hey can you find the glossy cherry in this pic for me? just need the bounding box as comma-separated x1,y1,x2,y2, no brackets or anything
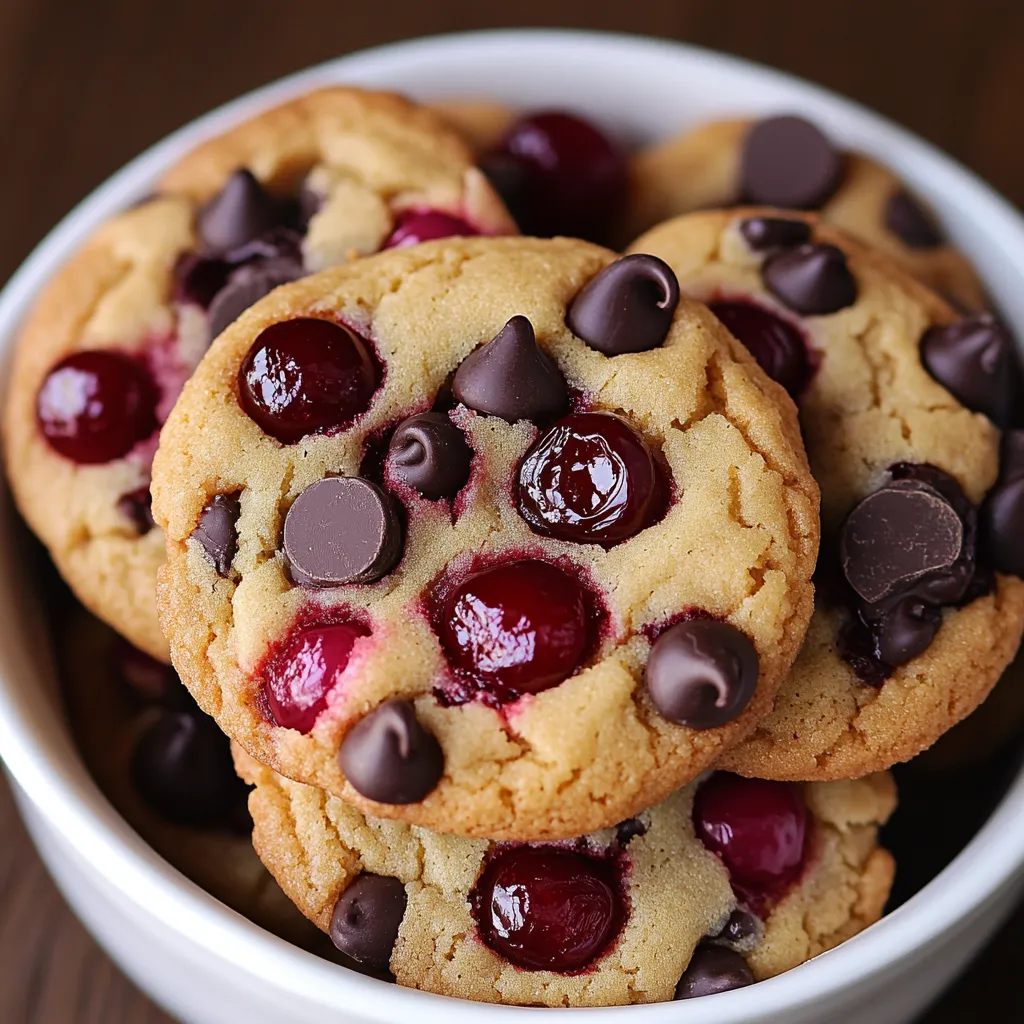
487,111,627,241
263,621,369,733
693,773,808,911
517,412,663,545
37,351,159,464
383,210,480,249
708,300,815,398
436,560,591,699
472,846,622,972
238,318,379,444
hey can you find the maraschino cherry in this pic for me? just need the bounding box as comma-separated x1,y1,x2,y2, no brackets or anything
383,210,479,248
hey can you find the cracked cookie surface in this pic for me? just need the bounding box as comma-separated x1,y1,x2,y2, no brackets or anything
629,209,1024,780
152,235,818,839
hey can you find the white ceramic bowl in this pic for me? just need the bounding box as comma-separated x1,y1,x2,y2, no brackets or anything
2,29,1024,1024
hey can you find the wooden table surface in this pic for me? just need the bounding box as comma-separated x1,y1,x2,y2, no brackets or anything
3,0,1024,1019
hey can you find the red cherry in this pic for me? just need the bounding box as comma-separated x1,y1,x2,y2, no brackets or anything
693,773,808,911
263,621,369,733
436,560,591,699
472,846,622,972
487,111,627,242
238,318,379,444
517,412,664,545
383,210,480,249
37,351,159,464
709,300,815,398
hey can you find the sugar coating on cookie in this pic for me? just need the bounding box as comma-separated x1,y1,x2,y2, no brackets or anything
152,235,819,840
622,116,986,312
3,87,514,660
236,748,895,1007
628,209,1024,780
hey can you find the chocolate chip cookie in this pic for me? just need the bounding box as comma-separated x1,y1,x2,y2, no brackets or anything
237,748,895,1006
3,86,514,660
623,116,986,312
151,235,819,839
628,209,1024,780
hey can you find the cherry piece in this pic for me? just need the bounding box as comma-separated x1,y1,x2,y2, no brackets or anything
383,210,480,249
709,300,814,398
238,318,379,444
263,621,369,733
517,412,663,545
693,773,808,911
486,111,627,242
436,560,591,699
37,351,159,464
472,846,622,972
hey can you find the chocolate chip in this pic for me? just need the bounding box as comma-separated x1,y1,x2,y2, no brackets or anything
130,706,250,829
221,226,304,267
452,316,568,423
339,699,444,804
297,180,324,228
718,909,760,946
284,477,402,588
174,253,231,309
885,190,944,249
740,116,843,209
739,216,812,253
982,430,1024,577
675,945,754,1000
762,243,857,316
207,258,304,342
118,486,155,534
113,637,182,707
644,619,759,729
192,493,241,576
387,412,472,500
872,596,943,665
920,315,1021,427
566,254,680,355
329,874,407,972
840,480,965,605
196,169,285,256
615,817,649,847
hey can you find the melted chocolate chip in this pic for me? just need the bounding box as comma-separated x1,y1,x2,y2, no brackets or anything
387,412,472,500
920,315,1021,428
644,619,759,729
982,430,1024,577
329,874,407,972
885,190,944,249
339,699,444,804
738,216,812,253
284,477,402,588
675,945,755,1000
717,909,760,946
762,243,857,315
566,254,680,355
615,817,649,846
191,493,241,576
452,316,568,423
118,486,155,534
196,169,286,256
207,258,304,342
740,116,843,210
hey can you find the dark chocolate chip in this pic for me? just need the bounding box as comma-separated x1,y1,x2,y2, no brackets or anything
130,707,250,829
387,412,472,501
222,226,304,267
452,316,568,423
339,699,444,804
885,190,944,249
675,945,754,1000
840,480,965,605
174,253,231,309
740,115,843,209
615,816,649,847
192,493,241,576
207,258,304,342
762,243,857,315
920,315,1021,427
196,169,285,256
872,596,943,666
118,486,155,534
718,909,760,946
566,254,680,355
982,430,1024,577
644,619,759,729
284,477,403,587
739,217,812,253
329,874,407,972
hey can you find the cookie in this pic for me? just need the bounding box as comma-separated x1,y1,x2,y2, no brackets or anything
628,209,1024,780
428,99,516,156
236,748,895,1006
151,235,819,839
3,86,515,660
623,116,986,312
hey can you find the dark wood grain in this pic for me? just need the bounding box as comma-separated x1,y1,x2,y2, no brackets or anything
2,0,1024,1020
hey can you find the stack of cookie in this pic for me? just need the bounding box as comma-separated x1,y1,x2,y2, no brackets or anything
7,89,1024,1008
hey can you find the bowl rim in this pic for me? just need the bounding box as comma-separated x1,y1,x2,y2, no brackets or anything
3,27,1024,1021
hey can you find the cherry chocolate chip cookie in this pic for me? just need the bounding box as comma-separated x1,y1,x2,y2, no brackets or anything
3,86,514,660
152,236,819,839
628,209,1024,780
